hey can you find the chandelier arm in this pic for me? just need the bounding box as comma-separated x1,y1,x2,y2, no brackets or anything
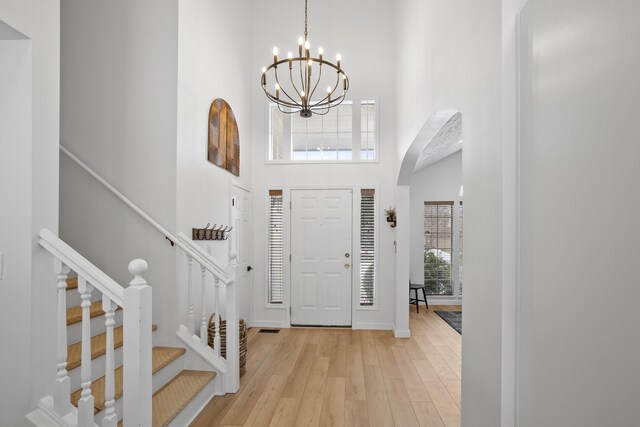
298,57,306,103
311,88,347,112
263,88,301,109
277,104,299,115
310,71,341,108
308,63,323,103
288,66,303,105
273,68,302,107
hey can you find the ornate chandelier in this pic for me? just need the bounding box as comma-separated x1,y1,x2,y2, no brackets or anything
260,0,349,118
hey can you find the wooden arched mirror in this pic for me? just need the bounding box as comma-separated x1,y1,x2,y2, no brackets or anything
208,98,240,176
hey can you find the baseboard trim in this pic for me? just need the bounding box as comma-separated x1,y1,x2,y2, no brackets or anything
352,322,392,331
392,327,411,338
249,320,290,329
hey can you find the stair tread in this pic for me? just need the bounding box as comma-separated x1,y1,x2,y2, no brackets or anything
70,346,186,413
66,300,121,326
117,370,216,427
66,277,78,290
67,324,158,371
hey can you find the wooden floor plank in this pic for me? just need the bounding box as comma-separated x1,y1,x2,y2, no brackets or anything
319,377,346,427
294,356,330,427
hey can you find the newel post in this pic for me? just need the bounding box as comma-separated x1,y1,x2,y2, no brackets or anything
123,259,152,427
226,208,240,392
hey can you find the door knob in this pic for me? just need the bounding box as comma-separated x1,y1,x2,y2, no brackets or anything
345,253,350,258
345,263,351,269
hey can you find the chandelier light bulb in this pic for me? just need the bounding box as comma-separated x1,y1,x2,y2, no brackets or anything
262,66,266,73
275,83,280,90
300,90,305,97
288,52,293,59
327,86,332,93
304,40,310,50
298,36,304,45
336,53,342,61
273,46,279,55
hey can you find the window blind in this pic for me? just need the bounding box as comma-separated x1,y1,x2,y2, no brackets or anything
268,190,284,304
424,201,454,296
458,201,463,296
360,189,375,305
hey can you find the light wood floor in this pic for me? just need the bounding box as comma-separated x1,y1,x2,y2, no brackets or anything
192,305,462,427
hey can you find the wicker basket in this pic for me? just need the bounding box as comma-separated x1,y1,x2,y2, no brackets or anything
208,314,247,376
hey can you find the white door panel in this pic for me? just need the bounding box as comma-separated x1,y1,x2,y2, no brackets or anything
291,189,352,326
232,186,251,322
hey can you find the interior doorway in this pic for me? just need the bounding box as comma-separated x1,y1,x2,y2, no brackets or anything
290,189,353,326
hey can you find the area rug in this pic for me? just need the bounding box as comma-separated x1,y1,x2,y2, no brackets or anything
434,310,462,335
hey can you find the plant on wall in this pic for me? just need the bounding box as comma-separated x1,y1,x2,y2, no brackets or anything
384,206,396,228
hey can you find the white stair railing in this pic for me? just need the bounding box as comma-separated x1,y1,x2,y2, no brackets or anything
60,144,239,394
38,228,152,426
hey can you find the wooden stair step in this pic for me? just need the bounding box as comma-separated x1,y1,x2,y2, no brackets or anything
67,324,158,371
117,370,216,427
66,300,122,326
66,277,78,290
70,346,186,414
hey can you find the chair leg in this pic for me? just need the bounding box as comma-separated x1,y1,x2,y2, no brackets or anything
415,289,419,313
422,288,429,310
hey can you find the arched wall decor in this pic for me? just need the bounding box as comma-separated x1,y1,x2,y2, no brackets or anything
208,98,240,176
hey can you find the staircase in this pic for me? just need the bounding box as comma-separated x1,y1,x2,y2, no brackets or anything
62,277,216,426
27,147,240,426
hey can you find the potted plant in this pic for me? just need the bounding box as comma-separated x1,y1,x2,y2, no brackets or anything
384,207,397,228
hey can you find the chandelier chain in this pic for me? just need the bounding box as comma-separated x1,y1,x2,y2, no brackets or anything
304,0,308,39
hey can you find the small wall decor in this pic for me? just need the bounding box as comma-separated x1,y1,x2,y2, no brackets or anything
208,98,240,176
384,206,397,228
192,223,233,241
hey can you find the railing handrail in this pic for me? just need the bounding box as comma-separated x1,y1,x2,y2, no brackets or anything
38,228,125,306
177,232,228,278
60,144,232,285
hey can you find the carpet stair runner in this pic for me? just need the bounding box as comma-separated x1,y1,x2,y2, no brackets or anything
64,277,217,426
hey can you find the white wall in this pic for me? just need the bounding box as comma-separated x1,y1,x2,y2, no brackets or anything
515,1,640,425
0,1,59,424
410,150,463,302
60,0,179,344
177,0,253,323
395,0,503,425
249,0,397,330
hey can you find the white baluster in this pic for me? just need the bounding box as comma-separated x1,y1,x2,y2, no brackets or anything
214,277,221,357
102,296,117,427
200,265,208,346
123,259,152,427
77,277,95,425
53,259,72,416
187,254,194,335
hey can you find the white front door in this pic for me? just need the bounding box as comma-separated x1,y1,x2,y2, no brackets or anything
290,189,352,326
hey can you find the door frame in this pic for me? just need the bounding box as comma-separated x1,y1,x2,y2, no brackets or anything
262,184,380,328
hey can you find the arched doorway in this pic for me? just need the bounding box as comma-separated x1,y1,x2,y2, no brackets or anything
394,109,463,336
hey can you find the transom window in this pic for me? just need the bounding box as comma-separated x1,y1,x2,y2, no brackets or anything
269,100,377,162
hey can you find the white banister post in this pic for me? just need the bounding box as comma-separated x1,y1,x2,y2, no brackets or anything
187,254,194,335
200,265,208,346
225,265,239,393
77,277,95,425
53,259,72,416
213,278,221,356
123,259,152,427
102,295,117,427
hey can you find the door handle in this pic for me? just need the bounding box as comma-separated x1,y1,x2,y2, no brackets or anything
344,263,351,269
345,253,350,258
247,265,253,272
